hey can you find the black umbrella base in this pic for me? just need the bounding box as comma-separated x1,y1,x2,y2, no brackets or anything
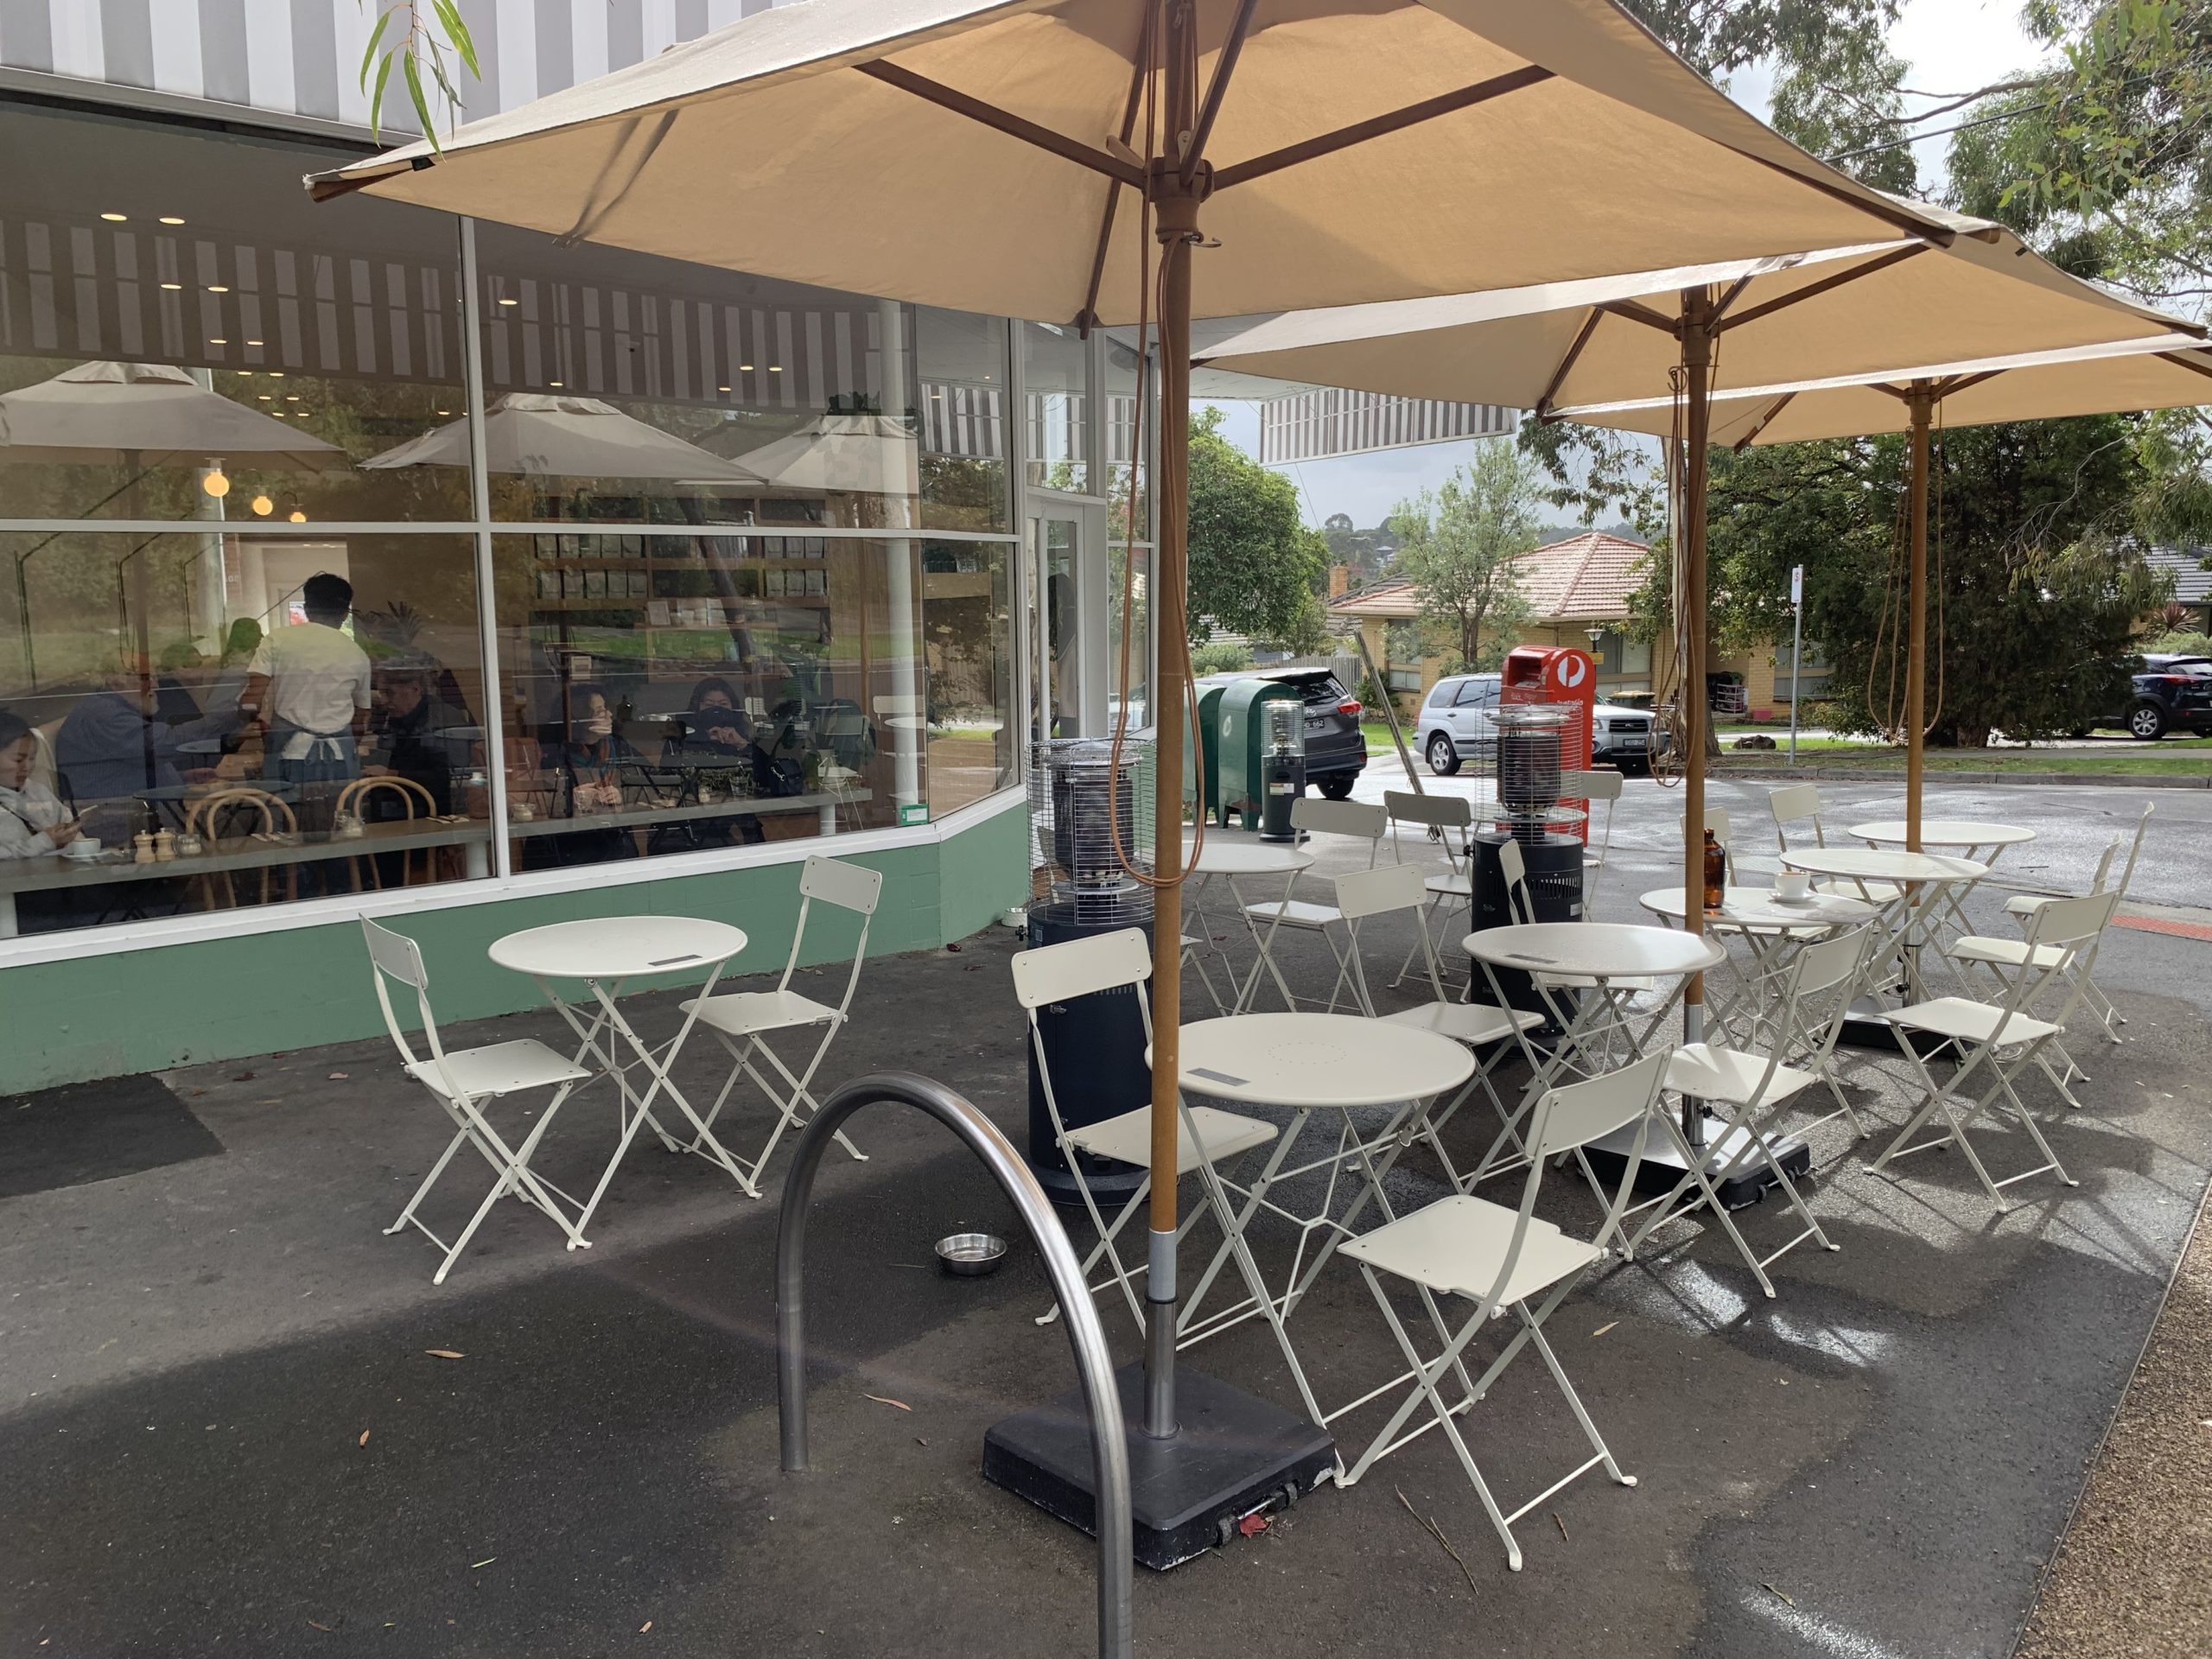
1582,1119,1811,1211
982,1361,1337,1571
1839,994,1950,1057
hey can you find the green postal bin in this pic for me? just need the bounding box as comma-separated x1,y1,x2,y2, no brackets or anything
1215,678,1306,830
1182,683,1225,824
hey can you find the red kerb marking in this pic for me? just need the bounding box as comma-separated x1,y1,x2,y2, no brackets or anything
2113,915,2212,942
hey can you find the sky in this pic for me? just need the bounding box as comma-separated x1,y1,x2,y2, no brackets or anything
1201,0,2055,531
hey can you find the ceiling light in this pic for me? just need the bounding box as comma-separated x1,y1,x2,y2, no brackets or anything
100,212,127,222
251,495,272,517
767,365,783,373
498,296,518,307
269,410,285,417
718,385,731,393
159,216,185,226
200,468,230,499
235,371,251,378
739,364,753,372
209,337,228,346
436,409,450,416
549,379,563,388
289,510,306,523
160,282,181,290
268,372,283,378
246,339,264,346
207,284,229,294
285,394,299,402
258,394,271,401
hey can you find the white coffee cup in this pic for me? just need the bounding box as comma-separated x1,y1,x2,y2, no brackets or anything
1775,870,1812,901
62,836,102,861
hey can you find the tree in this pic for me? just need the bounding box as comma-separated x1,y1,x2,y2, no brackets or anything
1185,407,1328,645
1388,443,1541,672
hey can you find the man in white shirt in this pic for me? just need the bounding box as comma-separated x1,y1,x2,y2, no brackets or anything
241,572,373,795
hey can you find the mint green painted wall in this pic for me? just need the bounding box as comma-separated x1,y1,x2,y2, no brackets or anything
3,806,1028,1091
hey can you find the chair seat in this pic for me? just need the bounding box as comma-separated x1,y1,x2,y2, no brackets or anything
1243,899,1343,930
1664,1042,1819,1109
1885,995,2059,1047
1066,1103,1279,1175
1339,1194,1599,1307
406,1039,591,1101
1816,878,1902,904
1381,1001,1541,1046
1425,872,1473,899
682,987,841,1036
1949,935,2069,970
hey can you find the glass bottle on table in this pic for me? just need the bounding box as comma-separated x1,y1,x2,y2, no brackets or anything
1702,829,1726,912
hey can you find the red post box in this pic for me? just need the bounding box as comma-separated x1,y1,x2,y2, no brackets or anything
1501,646,1596,842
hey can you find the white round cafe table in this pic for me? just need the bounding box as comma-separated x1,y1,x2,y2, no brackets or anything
1638,885,1875,932
489,916,751,1235
1163,1013,1476,1423
1180,836,1315,1016
1464,920,1726,982
1781,845,1986,1000
1849,819,2035,855
1778,846,1987,887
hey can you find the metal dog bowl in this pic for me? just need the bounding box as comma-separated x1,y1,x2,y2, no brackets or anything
936,1232,1008,1277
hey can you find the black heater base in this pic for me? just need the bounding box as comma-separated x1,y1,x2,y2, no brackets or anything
982,1362,1337,1571
1839,994,1950,1057
1582,1118,1811,1211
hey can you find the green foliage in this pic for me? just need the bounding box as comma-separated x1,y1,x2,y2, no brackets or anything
1190,639,1255,676
2152,629,2212,654
1637,416,2166,743
1186,408,1327,646
1387,442,1541,672
1255,586,1332,658
359,1,481,147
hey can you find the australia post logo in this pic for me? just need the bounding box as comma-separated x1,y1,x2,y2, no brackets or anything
1552,651,1592,692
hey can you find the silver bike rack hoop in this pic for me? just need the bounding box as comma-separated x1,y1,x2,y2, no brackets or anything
776,1071,1134,1658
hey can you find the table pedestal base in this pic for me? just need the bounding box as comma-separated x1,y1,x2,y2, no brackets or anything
1584,1118,1811,1211
982,1361,1336,1571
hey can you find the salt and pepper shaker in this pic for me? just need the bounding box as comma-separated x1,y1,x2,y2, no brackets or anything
154,829,175,861
132,831,156,865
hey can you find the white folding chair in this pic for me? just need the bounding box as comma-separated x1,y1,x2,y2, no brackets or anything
1332,862,1544,1193
680,855,882,1196
1627,926,1873,1298
2002,801,2149,1044
1330,1050,1670,1570
1238,795,1386,1013
1561,767,1624,917
1013,927,1280,1337
1770,783,1901,903
1868,891,2118,1211
361,918,593,1284
1383,789,1475,989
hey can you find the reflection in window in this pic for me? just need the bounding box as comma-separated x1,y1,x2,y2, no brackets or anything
923,540,1014,812
0,102,467,526
493,532,931,868
0,531,486,935
1021,321,1090,494
1105,337,1152,539
1109,543,1150,733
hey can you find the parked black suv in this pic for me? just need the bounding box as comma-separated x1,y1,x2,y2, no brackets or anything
1204,667,1369,798
2095,652,2212,740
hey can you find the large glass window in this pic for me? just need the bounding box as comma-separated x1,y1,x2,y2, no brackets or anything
923,539,1014,813
0,104,467,526
0,530,486,936
1021,321,1090,494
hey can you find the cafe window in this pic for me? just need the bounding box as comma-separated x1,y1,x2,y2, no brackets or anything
1021,321,1090,494
0,103,469,527
0,529,486,937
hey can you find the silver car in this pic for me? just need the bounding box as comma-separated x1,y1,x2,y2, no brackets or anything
1418,673,1665,774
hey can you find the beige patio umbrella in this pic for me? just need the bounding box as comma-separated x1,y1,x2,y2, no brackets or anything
1199,215,2199,1027
364,390,766,483
308,1,1966,1532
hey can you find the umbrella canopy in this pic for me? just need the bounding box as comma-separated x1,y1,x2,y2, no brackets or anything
311,0,1959,324
0,360,347,470
725,410,919,495
1551,332,2212,445
363,391,766,483
1193,204,2197,412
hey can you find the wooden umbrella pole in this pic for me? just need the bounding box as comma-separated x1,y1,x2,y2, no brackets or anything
1141,0,1202,1440
1679,289,1713,1056
1905,383,1933,852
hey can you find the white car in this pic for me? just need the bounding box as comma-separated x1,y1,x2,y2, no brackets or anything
1417,671,1665,775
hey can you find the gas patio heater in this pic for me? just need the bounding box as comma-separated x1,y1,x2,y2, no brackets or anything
312,0,1961,1589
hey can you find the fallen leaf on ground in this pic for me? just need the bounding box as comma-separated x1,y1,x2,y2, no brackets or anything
861,1393,912,1412
358,1429,370,1446
308,1619,334,1632
916,1437,928,1446
1762,1583,1796,1606
470,1557,496,1569
328,1071,350,1080
1591,1321,1618,1338
1237,1513,1269,1538
639,1621,653,1633
1553,1512,1569,1541
232,1071,256,1082
424,1350,464,1360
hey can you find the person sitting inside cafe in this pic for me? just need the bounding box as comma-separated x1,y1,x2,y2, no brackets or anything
241,573,373,817
0,711,79,859
677,677,753,760
523,683,640,869
365,660,474,816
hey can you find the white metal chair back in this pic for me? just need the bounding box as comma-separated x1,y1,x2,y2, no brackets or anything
1492,1052,1668,1300
2115,802,2153,897
1011,925,1154,1014
1679,804,1732,848
360,918,467,1118
1561,767,1623,863
1736,924,1873,1100
1495,836,1536,926
1383,789,1471,862
1291,794,1386,867
1767,783,1824,852
1332,862,1431,1015
779,855,883,1015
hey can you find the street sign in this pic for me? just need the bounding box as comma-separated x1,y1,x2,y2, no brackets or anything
1789,564,1803,607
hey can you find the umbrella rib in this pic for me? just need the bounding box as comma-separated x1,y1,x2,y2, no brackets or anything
1184,0,1262,180
1714,147,1955,245
1715,244,1929,334
1077,3,1160,334
853,60,1141,185
1730,391,1795,450
1209,64,1554,191
1599,297,1679,335
556,111,678,247
1533,307,1605,417
2158,351,2212,384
